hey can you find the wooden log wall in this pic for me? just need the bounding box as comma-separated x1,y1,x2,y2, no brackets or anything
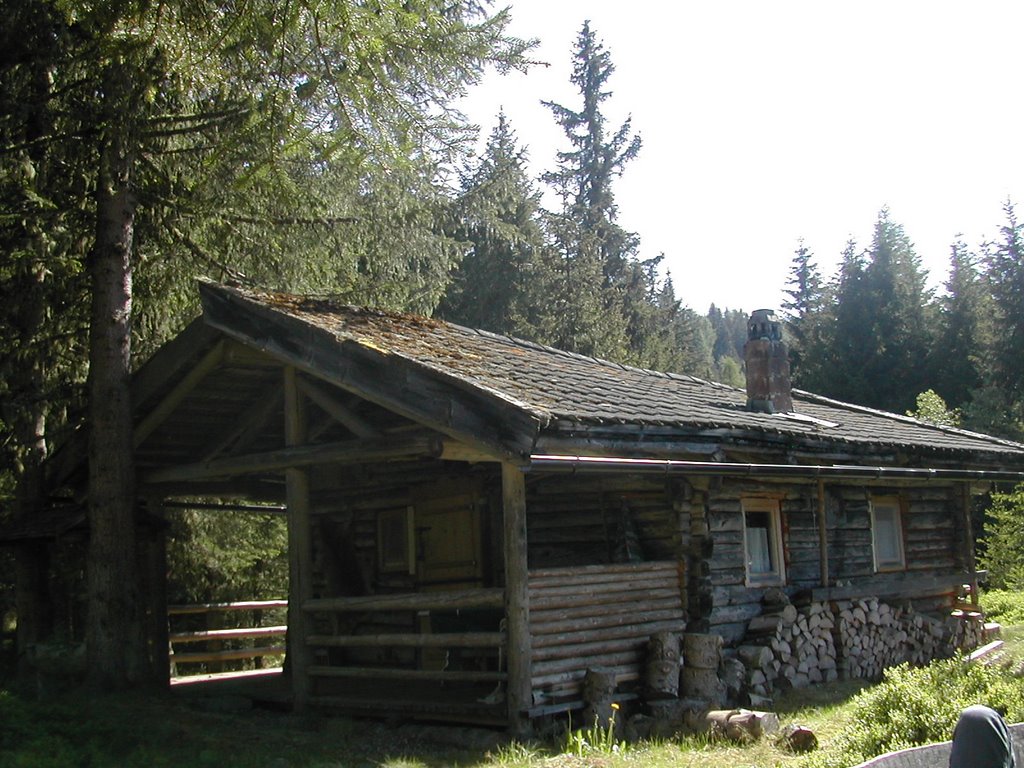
525,474,682,569
527,561,685,707
701,480,966,644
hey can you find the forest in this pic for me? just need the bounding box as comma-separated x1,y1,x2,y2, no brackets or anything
2,1,1024,691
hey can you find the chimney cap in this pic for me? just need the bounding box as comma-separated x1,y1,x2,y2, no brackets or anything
747,309,783,342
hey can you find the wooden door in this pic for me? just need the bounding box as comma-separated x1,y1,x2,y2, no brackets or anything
414,489,483,589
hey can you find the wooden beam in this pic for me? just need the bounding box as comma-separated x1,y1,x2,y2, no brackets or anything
306,632,504,648
201,382,282,462
284,366,314,711
962,482,979,605
142,434,442,484
502,461,532,737
440,440,501,463
304,588,504,613
817,480,829,588
297,377,380,438
198,282,543,459
133,341,225,448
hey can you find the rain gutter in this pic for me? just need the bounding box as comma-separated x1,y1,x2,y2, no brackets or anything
527,454,1024,483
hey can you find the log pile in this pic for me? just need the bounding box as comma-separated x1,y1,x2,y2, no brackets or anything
737,597,837,698
738,594,987,696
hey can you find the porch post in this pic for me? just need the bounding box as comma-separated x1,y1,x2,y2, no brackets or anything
284,366,314,710
961,483,979,606
502,461,531,737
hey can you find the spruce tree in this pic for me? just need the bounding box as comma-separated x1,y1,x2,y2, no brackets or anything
538,20,642,360
438,112,546,337
985,201,1024,404
933,238,990,410
780,240,826,389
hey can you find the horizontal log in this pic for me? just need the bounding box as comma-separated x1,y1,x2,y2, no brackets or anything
304,589,504,613
171,646,285,664
307,665,506,683
170,625,287,643
531,608,686,637
168,600,288,615
532,618,686,649
531,663,640,690
530,586,681,612
529,573,675,598
306,632,505,648
532,635,651,663
530,596,683,625
528,561,679,581
145,434,442,483
532,649,641,678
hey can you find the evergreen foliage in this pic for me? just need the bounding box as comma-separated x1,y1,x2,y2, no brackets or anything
978,484,1024,591
437,112,546,337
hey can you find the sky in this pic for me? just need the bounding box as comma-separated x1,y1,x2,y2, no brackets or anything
456,1,1024,313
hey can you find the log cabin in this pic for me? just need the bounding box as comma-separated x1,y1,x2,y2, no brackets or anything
35,281,1024,730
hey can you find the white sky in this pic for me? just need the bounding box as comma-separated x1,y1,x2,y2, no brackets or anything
457,1,1024,313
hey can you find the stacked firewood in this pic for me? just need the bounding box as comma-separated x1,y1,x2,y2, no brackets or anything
736,594,838,699
738,595,985,692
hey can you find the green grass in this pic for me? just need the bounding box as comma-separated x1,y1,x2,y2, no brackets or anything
3,627,1024,768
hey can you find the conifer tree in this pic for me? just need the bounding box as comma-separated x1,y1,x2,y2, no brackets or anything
538,20,642,360
933,238,990,410
781,240,826,389
438,112,545,336
985,201,1024,404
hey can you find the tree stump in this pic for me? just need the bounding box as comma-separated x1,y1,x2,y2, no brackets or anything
582,667,617,729
644,631,680,699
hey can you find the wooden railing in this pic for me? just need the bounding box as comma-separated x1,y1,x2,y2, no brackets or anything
168,599,288,676
303,588,507,684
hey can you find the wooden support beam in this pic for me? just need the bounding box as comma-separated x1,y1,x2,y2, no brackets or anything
962,482,979,605
304,588,504,613
201,382,282,462
502,461,532,737
817,480,829,587
307,665,507,683
306,631,505,648
296,377,380,438
284,366,314,711
142,434,441,484
133,341,224,448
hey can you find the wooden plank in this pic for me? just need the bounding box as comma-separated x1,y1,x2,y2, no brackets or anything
307,665,506,683
171,645,285,664
530,608,686,637
168,599,288,615
200,381,282,462
133,340,225,448
532,635,654,662
529,588,683,614
143,434,441,484
296,377,380,438
306,632,505,648
170,625,287,643
285,366,314,711
503,461,532,736
528,561,678,581
818,480,829,587
532,618,686,648
532,649,641,677
528,577,676,600
304,588,504,613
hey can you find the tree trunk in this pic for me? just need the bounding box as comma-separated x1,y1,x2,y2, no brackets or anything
85,61,147,689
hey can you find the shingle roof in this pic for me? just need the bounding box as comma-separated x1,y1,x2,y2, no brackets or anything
205,283,1024,464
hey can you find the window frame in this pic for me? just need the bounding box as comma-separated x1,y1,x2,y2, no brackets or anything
742,497,786,587
870,495,907,572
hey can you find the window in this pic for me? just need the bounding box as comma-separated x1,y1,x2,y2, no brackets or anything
743,498,785,585
871,496,905,571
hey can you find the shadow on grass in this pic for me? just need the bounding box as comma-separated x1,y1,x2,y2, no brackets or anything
0,687,507,768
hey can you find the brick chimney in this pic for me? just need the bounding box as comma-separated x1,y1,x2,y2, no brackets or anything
743,309,793,414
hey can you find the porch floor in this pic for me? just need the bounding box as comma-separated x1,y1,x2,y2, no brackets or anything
170,669,507,726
